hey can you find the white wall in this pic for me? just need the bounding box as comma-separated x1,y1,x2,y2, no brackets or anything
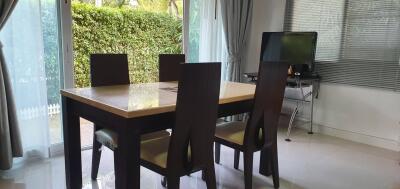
245,0,400,151
313,84,400,151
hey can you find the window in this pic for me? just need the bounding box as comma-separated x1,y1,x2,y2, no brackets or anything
285,0,400,91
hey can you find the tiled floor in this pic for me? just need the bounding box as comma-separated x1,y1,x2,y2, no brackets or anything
1,121,399,189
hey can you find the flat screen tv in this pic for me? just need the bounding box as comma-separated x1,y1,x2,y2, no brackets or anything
260,32,317,74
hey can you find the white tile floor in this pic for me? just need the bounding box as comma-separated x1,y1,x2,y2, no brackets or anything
1,122,399,189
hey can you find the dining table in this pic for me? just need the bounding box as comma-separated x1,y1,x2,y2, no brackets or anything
61,81,274,189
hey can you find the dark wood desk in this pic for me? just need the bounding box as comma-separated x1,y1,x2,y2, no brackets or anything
61,81,274,189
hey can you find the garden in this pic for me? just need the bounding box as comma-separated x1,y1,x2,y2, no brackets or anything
71,0,183,87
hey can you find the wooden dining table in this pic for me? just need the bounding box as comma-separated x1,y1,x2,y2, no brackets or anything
61,81,274,189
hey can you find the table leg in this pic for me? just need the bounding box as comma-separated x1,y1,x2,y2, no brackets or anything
62,97,82,189
259,148,272,176
115,127,140,189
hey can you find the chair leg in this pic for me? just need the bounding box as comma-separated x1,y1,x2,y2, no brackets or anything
271,144,280,189
215,142,221,164
234,150,240,169
113,150,120,186
203,165,217,189
166,176,180,189
286,106,298,142
259,148,272,176
243,152,254,189
91,132,102,180
161,176,167,187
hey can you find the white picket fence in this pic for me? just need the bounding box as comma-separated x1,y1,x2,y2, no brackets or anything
48,104,61,116
18,104,61,120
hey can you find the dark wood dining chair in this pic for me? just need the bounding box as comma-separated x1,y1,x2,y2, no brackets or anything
159,54,186,82
89,54,170,180
214,61,288,189
140,62,221,189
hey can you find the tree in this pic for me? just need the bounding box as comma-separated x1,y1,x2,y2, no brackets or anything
95,0,102,7
168,0,179,18
74,0,182,18
129,0,139,7
117,0,127,7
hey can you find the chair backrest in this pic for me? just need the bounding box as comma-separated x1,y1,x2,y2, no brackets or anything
244,61,288,150
159,54,186,82
90,54,130,87
167,62,221,175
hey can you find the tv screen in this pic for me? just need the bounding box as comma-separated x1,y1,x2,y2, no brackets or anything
260,32,317,73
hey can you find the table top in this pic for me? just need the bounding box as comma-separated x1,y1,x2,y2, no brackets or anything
61,81,256,118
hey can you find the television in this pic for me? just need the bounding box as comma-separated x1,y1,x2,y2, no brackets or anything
260,32,318,75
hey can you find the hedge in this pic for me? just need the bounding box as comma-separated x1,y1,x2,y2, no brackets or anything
72,3,183,87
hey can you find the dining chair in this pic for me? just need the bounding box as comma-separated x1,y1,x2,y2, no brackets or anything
213,61,288,189
159,54,225,181
159,54,186,82
159,54,226,126
140,62,221,189
89,54,170,180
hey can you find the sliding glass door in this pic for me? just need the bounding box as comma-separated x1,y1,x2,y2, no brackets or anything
186,0,228,79
42,0,65,146
0,0,64,157
0,0,226,157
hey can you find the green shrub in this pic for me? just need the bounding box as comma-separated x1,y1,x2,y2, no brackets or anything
72,2,183,87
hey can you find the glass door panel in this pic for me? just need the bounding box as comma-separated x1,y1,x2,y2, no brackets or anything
0,0,64,156
41,0,64,145
186,0,228,78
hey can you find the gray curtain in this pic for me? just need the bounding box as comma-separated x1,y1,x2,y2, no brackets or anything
0,0,22,170
220,0,253,82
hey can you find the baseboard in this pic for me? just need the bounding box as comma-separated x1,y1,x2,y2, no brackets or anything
295,119,400,152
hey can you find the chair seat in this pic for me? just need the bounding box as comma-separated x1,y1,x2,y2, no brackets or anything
140,136,170,169
95,129,170,150
215,121,262,146
215,121,247,145
140,136,191,169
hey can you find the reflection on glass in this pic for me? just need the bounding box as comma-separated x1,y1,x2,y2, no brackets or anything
128,84,160,110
